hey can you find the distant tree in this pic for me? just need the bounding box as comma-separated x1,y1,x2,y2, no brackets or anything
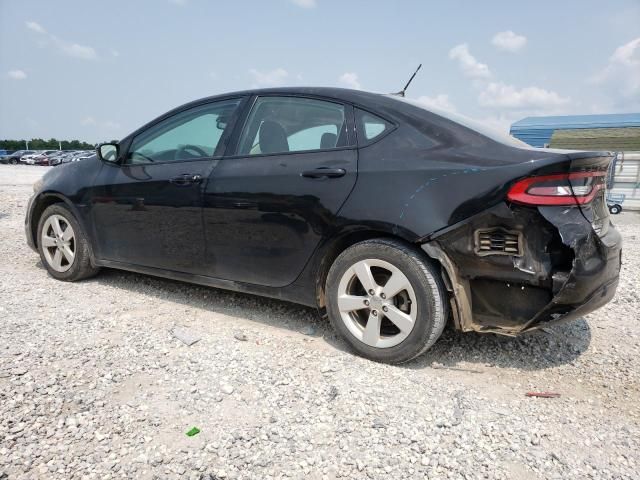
0,138,95,151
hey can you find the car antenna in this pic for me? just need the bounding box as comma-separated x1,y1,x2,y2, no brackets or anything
394,64,422,97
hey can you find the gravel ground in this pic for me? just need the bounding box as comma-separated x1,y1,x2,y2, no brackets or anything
1,164,639,480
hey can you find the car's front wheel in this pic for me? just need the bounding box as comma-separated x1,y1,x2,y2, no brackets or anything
326,238,448,364
37,204,100,281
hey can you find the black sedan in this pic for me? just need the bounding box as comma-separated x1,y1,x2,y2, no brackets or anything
25,88,621,363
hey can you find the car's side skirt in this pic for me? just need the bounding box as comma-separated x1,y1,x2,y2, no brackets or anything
94,259,317,308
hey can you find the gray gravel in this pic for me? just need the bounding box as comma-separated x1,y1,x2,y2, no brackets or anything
1,164,639,479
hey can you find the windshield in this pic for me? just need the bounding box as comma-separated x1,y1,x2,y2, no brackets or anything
387,95,531,149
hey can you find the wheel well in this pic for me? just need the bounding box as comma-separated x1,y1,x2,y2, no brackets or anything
30,196,64,247
315,230,428,310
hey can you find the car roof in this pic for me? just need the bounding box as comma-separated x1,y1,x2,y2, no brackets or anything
171,87,397,116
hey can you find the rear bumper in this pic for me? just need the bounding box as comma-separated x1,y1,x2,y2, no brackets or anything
422,202,622,335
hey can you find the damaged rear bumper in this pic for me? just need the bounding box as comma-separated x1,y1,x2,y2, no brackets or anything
422,202,622,335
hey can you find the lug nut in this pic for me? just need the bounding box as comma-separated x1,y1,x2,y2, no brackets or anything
364,299,370,306
368,289,375,296
371,310,378,316
380,293,386,299
382,305,388,312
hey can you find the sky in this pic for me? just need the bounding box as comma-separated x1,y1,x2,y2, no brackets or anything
1,0,639,143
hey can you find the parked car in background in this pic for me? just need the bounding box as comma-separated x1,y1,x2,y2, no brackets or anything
48,151,71,166
1,150,36,164
0,149,15,159
23,150,60,166
25,87,622,363
72,151,96,162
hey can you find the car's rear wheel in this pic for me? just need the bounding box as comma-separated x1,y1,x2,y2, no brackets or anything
37,204,100,281
326,238,448,364
10,158,18,165
609,204,622,215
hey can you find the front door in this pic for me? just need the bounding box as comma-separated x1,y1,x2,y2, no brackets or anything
90,98,242,274
202,95,358,287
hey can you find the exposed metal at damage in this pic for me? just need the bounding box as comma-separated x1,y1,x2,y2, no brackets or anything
422,196,622,335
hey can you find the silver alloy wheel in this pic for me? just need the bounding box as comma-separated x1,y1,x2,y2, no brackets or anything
337,258,417,348
41,214,75,272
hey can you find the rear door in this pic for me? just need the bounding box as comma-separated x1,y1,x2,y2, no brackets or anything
90,98,243,274
202,95,358,287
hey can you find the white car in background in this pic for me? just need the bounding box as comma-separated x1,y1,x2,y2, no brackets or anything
20,150,58,165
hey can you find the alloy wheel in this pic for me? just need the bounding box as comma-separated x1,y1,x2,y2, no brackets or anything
337,258,417,348
41,214,76,272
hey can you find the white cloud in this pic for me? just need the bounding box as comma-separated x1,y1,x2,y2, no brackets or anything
290,0,316,8
168,0,188,5
449,44,491,78
491,31,527,52
338,72,361,90
25,20,97,60
591,37,640,104
61,43,97,60
25,21,46,34
249,68,289,87
479,82,569,109
82,117,121,131
479,114,519,134
415,94,456,112
110,49,120,58
7,70,27,80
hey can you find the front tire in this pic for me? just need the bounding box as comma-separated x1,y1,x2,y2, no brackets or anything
609,204,622,215
326,238,448,364
37,204,100,281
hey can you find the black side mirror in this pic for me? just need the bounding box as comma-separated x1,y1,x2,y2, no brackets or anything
97,142,119,163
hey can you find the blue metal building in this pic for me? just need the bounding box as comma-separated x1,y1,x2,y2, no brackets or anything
510,113,640,148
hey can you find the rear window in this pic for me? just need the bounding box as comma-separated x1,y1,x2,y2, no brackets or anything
388,95,531,149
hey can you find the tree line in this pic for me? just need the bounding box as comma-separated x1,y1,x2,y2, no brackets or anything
0,138,95,151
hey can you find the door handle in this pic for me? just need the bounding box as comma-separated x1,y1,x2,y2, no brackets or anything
301,167,346,179
169,174,202,186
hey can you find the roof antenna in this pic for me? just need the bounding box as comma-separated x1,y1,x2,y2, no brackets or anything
394,64,422,97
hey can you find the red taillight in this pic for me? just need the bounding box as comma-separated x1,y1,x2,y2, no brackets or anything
507,171,606,206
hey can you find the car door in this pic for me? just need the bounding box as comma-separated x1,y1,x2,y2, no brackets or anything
202,95,358,287
89,97,243,274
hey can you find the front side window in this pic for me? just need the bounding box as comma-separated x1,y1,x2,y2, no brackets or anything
237,96,348,156
126,98,241,164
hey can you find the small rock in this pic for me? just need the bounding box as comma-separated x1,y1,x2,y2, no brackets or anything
220,384,234,395
233,332,248,342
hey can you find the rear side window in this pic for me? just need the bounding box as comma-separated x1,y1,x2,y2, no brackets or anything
237,96,348,156
355,108,393,144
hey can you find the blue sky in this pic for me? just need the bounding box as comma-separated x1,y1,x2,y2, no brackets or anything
1,0,639,143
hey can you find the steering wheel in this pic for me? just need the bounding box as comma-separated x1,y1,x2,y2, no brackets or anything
175,145,208,160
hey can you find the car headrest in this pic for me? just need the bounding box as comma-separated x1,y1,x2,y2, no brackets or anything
320,132,337,149
259,120,289,154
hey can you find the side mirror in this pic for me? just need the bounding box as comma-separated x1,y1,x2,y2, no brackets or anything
97,142,119,163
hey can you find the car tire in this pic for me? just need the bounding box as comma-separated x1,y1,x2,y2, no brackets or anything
37,203,100,281
10,158,17,165
326,238,448,364
609,204,622,215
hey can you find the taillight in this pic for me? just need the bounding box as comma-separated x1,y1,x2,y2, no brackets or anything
507,172,606,206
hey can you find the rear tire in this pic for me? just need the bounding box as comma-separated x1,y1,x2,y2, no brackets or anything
326,238,448,364
609,204,622,215
37,204,100,281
